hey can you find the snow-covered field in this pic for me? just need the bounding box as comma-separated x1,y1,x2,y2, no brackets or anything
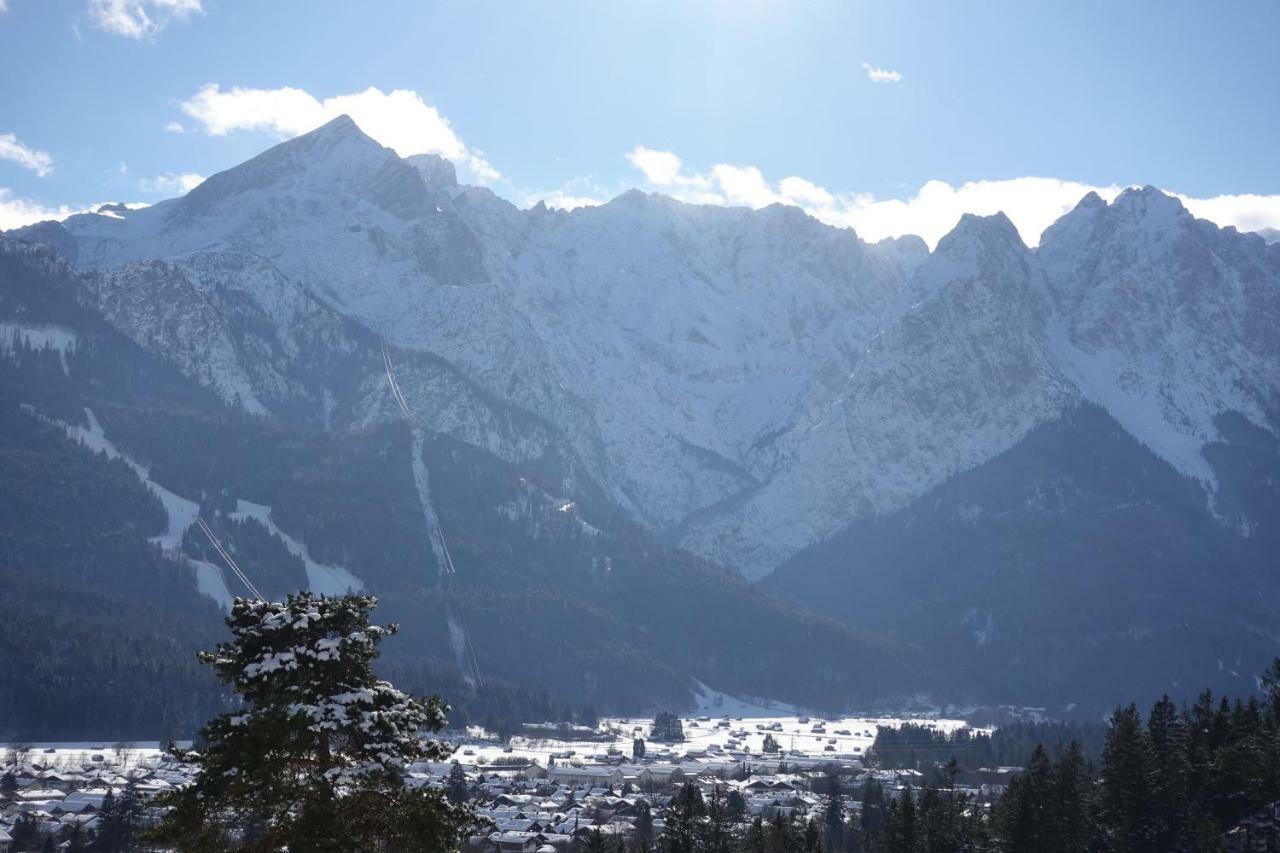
455,713,982,768
0,743,188,768
5,714,985,771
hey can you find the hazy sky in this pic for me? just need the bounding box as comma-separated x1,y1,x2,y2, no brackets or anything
3,0,1279,244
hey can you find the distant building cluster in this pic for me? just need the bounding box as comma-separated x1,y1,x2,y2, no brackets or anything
0,744,195,851
0,718,1023,853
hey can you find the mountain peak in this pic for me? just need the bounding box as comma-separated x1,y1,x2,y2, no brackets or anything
312,113,361,138
405,153,458,191
1073,190,1106,212
172,113,427,221
1110,184,1187,221
937,210,1026,255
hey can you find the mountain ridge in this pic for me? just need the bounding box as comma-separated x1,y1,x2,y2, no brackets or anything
10,117,1278,578
4,115,1279,716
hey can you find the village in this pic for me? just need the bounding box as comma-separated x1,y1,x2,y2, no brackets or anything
0,714,1021,852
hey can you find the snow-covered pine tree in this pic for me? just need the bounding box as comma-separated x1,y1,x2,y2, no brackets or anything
147,593,472,852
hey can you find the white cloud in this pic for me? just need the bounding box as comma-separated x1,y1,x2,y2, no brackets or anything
826,177,1126,247
180,84,500,183
777,176,834,208
0,133,54,177
626,146,712,191
1175,192,1280,235
0,189,87,230
862,62,902,84
624,146,1280,248
138,171,205,195
164,121,185,133
86,0,202,39
0,1,9,13
520,174,613,212
534,192,603,211
0,188,150,230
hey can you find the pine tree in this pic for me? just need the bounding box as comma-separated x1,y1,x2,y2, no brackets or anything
728,788,748,822
664,782,706,853
883,792,917,853
1146,695,1190,852
1260,657,1280,717
802,819,823,853
652,712,685,743
1098,704,1154,853
742,815,767,853
994,744,1053,852
635,799,655,851
66,824,88,853
447,761,469,805
11,813,39,852
145,593,470,852
1051,740,1094,853
94,785,141,853
859,778,886,848
821,767,845,853
764,812,800,853
704,785,736,853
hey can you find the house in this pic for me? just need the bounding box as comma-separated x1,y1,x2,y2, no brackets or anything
616,765,652,787
0,827,12,853
641,764,685,787
546,766,623,787
489,830,544,852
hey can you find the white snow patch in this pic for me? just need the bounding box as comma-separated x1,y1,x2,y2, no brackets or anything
690,680,801,718
60,408,201,550
54,407,223,606
409,429,454,578
1045,319,1218,485
187,557,233,610
231,499,363,595
446,613,476,689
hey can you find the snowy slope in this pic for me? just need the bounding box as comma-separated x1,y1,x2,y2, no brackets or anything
1038,188,1280,489
16,118,1279,580
682,213,1078,575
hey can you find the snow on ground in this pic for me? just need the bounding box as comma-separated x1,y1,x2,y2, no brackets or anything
187,557,234,610
1044,318,1219,486
690,680,800,718
231,499,363,595
9,712,980,773
60,408,202,550
455,711,983,769
0,743,189,770
409,429,452,579
56,407,230,608
446,612,476,689
0,322,78,374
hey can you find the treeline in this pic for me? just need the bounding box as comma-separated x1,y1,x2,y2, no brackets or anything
871,721,1107,772
987,677,1280,852
180,513,309,602
654,664,1280,853
0,570,228,741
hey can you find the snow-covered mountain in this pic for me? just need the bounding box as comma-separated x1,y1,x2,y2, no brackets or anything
24,116,1276,581
6,115,1280,710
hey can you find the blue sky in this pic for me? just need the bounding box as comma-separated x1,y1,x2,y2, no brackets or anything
3,0,1279,244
